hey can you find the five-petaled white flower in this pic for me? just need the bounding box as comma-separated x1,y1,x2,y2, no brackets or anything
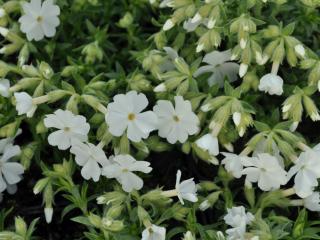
70,141,109,182
14,92,37,118
221,153,244,179
0,79,10,97
258,73,283,96
19,0,60,41
153,96,200,144
102,154,152,192
194,50,239,88
241,153,287,191
287,147,320,198
175,170,198,205
44,109,90,150
0,144,24,193
142,224,166,240
105,91,158,142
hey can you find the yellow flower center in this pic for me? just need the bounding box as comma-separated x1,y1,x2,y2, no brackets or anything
128,113,135,121
36,16,43,22
64,127,71,132
173,115,180,122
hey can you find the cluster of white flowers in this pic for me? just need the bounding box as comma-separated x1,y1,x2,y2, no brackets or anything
106,91,200,144
223,206,257,240
0,131,24,201
41,91,200,197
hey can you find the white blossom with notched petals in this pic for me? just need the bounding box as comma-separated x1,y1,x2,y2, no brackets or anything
102,154,152,192
153,96,199,144
105,91,158,142
175,170,198,205
258,73,283,96
142,224,166,240
70,141,109,182
0,144,24,193
44,109,90,150
287,147,320,198
241,153,287,191
194,50,239,88
19,0,60,41
14,92,37,117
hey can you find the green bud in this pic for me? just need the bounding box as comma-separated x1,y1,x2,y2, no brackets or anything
66,94,80,114
102,218,124,232
244,184,255,208
3,1,20,13
137,206,150,223
197,181,220,192
271,40,285,63
39,62,54,79
33,177,50,195
118,12,133,28
0,120,20,138
18,44,30,66
106,205,124,219
286,47,297,67
82,41,103,64
119,134,130,154
154,31,167,49
263,25,281,38
303,95,320,121
176,80,189,95
0,60,10,77
88,213,102,228
61,66,78,77
97,191,127,205
20,142,38,169
171,203,189,221
47,90,70,103
174,57,190,75
182,141,191,154
15,217,27,236
36,119,47,134
0,43,22,55
22,65,40,77
264,39,280,58
146,136,172,152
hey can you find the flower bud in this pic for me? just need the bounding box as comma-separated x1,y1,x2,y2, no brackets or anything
39,62,54,79
303,95,320,121
118,12,133,28
15,217,27,235
44,207,53,223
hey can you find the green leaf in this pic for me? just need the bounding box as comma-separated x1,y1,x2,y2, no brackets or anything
254,121,271,132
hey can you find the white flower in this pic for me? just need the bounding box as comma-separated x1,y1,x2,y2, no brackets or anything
258,73,283,96
287,147,320,198
0,79,10,97
0,144,24,192
19,0,60,41
304,192,320,211
142,224,166,240
70,141,109,182
153,96,200,144
195,134,219,156
44,109,90,150
224,206,254,228
194,50,239,88
175,170,198,204
241,153,287,191
105,91,158,142
159,0,174,8
102,154,152,192
221,153,244,178
14,92,37,117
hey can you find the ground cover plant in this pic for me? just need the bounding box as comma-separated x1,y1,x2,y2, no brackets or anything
0,0,320,239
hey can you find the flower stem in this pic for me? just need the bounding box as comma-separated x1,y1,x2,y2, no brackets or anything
271,61,280,75
282,188,295,197
290,199,303,207
32,95,50,105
